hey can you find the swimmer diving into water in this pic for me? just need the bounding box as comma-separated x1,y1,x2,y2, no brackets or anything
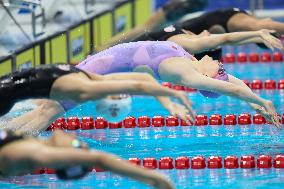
0,130,174,189
77,41,281,128
0,64,194,134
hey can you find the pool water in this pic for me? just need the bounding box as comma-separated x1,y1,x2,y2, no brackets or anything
1,45,284,188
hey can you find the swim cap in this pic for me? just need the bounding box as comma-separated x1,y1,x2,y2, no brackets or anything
199,63,229,98
95,95,132,122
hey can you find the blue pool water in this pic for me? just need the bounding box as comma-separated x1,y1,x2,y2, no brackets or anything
1,45,284,188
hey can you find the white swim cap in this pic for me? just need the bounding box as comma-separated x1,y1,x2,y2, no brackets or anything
95,95,132,122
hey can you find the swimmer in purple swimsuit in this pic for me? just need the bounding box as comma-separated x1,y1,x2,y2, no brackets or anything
77,41,280,128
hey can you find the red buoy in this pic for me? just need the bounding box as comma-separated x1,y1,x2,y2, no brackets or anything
175,156,190,169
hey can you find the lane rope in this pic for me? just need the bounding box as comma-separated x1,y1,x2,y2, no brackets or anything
46,113,284,131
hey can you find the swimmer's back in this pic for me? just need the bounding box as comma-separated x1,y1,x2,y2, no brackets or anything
77,41,193,76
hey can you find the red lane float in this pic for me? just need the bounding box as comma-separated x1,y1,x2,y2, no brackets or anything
209,114,222,125
152,116,165,127
138,116,151,127
95,117,108,129
274,155,284,168
253,114,266,124
249,53,259,63
195,115,208,126
240,155,255,168
264,80,276,89
191,156,206,169
175,156,190,169
260,52,271,62
81,117,95,130
159,157,174,169
224,114,237,125
251,80,263,90
257,155,272,168
128,158,141,166
224,53,235,63
237,52,247,63
143,158,158,169
224,52,284,63
238,113,251,125
123,116,136,128
224,156,239,169
278,80,284,89
273,52,283,62
166,116,179,127
208,156,222,169
66,117,80,130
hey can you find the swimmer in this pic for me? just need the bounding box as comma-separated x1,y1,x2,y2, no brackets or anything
0,64,195,134
77,41,281,128
0,129,174,189
100,8,284,54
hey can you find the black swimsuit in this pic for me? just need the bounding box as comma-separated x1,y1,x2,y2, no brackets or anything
178,8,248,33
0,64,90,116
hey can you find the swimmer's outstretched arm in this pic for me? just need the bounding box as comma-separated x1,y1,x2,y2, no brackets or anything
162,57,278,121
33,147,174,189
167,29,283,54
185,71,279,124
226,74,281,128
52,74,193,112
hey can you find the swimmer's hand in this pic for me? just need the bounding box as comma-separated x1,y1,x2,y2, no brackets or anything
259,29,284,51
251,102,281,128
151,174,175,189
168,102,194,124
174,91,196,122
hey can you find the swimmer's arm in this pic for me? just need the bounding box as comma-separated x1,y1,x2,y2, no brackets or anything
34,147,174,189
54,76,182,101
167,31,266,53
187,71,268,107
227,74,280,127
9,100,64,136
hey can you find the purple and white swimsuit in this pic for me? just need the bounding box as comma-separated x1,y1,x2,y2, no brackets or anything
76,41,195,78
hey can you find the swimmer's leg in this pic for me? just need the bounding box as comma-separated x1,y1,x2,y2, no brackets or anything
228,13,284,34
